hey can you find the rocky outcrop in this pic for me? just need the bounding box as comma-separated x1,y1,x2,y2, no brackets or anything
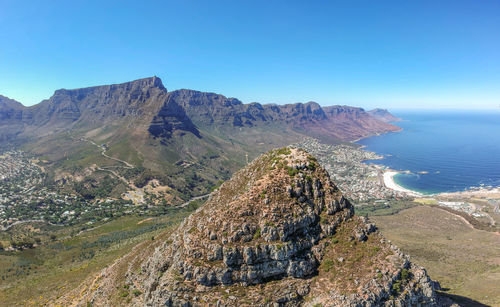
92,147,439,306
148,96,200,138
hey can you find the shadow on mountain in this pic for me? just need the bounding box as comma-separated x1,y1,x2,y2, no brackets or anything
438,291,491,307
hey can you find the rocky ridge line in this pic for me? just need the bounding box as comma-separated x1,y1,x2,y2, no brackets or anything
69,147,443,306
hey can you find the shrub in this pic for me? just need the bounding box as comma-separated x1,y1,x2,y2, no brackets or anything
132,289,142,297
253,228,261,240
321,259,334,272
401,268,410,281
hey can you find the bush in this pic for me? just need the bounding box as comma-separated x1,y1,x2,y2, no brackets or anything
321,259,334,272
132,289,142,297
253,228,261,240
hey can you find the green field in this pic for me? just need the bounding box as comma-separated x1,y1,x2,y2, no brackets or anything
0,204,199,306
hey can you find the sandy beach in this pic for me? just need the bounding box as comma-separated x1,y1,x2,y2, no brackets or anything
383,171,422,196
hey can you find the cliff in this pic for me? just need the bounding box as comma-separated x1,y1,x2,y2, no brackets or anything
0,77,400,142
0,77,402,204
70,148,441,306
164,89,400,142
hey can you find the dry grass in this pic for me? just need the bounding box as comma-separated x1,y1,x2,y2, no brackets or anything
372,205,500,306
312,218,396,296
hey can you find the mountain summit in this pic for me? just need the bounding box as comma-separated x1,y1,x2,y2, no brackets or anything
72,148,439,306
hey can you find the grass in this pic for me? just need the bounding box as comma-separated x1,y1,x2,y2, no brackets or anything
311,217,393,296
354,200,417,217
372,205,500,306
413,198,438,205
0,207,196,306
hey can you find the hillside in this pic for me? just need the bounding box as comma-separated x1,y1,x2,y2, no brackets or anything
367,108,401,123
0,95,26,142
65,148,443,306
0,77,400,202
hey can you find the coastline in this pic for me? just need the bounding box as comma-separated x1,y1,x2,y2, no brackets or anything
382,170,423,196
353,125,500,199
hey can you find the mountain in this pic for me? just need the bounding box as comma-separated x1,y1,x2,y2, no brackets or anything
0,77,401,201
367,108,401,123
165,89,400,142
66,148,440,306
0,95,26,142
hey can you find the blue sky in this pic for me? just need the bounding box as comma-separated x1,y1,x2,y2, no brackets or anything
0,0,499,109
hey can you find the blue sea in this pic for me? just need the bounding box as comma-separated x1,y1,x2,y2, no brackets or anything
357,110,500,194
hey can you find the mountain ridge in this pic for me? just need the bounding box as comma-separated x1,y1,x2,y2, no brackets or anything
0,76,399,142
0,76,401,202
65,147,441,306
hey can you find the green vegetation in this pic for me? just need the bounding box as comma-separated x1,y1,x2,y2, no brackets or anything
391,268,411,295
73,175,121,199
132,289,142,297
321,259,334,272
274,147,291,156
253,228,261,240
0,205,198,306
285,166,299,177
354,200,417,217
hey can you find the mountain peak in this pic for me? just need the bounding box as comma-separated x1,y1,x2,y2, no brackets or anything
0,95,25,109
127,147,439,306
368,108,401,122
53,76,166,96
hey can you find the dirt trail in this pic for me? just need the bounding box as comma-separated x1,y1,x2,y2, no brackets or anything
175,194,210,208
435,207,500,237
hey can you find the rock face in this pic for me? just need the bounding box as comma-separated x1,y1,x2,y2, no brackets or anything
367,108,401,123
0,95,26,142
25,76,169,132
166,89,400,141
148,95,200,139
0,77,400,143
114,148,438,306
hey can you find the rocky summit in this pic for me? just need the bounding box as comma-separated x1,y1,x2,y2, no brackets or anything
72,147,441,307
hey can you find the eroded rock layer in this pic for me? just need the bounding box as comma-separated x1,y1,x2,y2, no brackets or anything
128,148,440,306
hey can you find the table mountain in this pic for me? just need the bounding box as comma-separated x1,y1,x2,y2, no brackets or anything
69,148,441,306
0,77,401,202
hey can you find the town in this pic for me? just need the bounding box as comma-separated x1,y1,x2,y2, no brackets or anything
297,138,410,202
0,150,156,232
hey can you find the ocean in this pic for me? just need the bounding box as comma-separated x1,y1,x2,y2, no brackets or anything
357,110,500,194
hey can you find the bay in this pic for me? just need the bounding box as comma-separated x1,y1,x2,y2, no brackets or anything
357,110,500,194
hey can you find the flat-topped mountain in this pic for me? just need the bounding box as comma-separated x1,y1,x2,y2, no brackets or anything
0,77,401,202
0,77,399,142
68,148,440,306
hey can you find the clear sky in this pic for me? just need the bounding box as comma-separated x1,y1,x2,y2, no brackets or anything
0,0,499,109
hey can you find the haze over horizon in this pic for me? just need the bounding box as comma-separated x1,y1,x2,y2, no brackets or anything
1,0,499,110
